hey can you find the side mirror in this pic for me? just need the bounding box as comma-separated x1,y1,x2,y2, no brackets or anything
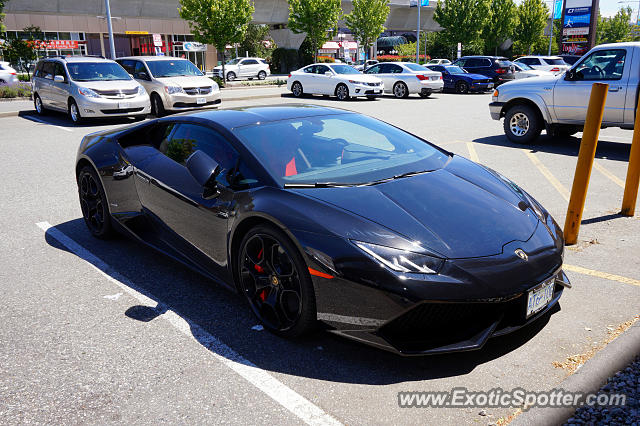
53,75,64,83
136,72,150,81
186,150,221,199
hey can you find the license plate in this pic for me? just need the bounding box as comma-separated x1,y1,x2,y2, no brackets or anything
430,76,439,81
526,278,555,318
196,97,206,104
488,83,494,88
118,102,130,109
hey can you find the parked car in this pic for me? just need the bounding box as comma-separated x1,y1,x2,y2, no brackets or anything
426,58,452,66
512,62,554,80
364,62,443,98
211,57,270,81
117,56,221,117
287,63,383,100
0,61,19,86
426,64,493,93
76,104,568,354
559,54,582,66
355,59,378,71
32,56,150,123
513,56,570,75
490,43,635,143
453,56,515,86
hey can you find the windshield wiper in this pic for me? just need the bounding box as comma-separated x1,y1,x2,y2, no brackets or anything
284,182,358,189
364,170,435,186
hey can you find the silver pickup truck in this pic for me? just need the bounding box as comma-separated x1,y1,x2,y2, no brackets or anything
489,42,639,144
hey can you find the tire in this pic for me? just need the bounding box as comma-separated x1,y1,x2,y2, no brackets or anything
335,84,350,101
151,93,165,117
503,105,542,144
68,99,82,124
291,81,304,98
419,91,431,98
34,94,46,115
78,165,114,239
226,71,236,82
366,95,377,100
393,82,409,98
258,71,267,80
455,81,469,94
237,224,317,338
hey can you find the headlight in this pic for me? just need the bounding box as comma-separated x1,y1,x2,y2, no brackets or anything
77,87,100,98
348,80,362,84
137,85,146,96
353,241,444,274
211,82,218,91
164,85,183,95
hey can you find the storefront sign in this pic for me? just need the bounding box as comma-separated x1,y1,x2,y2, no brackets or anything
126,31,149,35
183,41,206,52
43,40,79,49
153,33,163,47
561,0,598,55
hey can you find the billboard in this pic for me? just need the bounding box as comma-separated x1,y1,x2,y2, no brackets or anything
561,0,599,55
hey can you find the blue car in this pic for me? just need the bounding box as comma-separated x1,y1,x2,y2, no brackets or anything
426,65,494,94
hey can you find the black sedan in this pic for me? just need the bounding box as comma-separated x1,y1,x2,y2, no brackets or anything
76,105,570,355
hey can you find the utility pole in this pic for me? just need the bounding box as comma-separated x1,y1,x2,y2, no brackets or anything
416,1,421,63
104,0,116,59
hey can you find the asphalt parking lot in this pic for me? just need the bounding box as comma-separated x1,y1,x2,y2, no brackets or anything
1,90,639,424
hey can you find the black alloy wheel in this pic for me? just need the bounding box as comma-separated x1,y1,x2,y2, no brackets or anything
78,166,113,239
238,225,316,337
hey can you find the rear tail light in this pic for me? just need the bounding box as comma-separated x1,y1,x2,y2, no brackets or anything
495,68,506,74
288,73,291,78
10,72,16,75
440,75,443,80
416,74,428,80
550,67,560,72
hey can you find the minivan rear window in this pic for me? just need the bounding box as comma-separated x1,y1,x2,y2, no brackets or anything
545,58,566,65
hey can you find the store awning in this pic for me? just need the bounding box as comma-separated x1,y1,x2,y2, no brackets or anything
376,36,408,48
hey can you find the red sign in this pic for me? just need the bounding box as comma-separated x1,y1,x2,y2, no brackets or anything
43,40,79,49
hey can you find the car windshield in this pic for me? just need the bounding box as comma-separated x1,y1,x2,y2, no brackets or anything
330,64,360,74
545,58,566,65
444,65,466,74
405,63,428,72
146,59,203,78
67,62,131,81
226,58,242,65
232,113,450,186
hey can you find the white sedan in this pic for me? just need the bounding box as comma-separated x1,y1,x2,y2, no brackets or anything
287,63,383,101
513,56,570,75
0,61,20,86
363,62,443,98
512,62,554,79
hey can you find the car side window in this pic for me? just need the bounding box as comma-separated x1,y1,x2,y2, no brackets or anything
34,61,44,77
316,65,330,74
42,62,55,79
119,60,135,74
159,123,245,187
455,59,466,67
379,64,395,73
243,59,259,65
133,61,148,79
575,49,626,81
54,63,68,83
303,66,315,73
365,65,381,74
465,59,480,67
389,64,403,73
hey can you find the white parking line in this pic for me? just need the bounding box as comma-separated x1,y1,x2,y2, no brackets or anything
36,221,342,426
24,116,73,132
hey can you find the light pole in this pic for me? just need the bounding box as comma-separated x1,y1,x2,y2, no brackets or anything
104,0,116,59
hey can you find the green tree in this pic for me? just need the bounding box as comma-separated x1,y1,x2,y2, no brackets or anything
344,0,389,60
3,26,46,78
434,0,490,49
0,0,7,33
238,24,275,59
514,0,548,55
481,0,516,55
288,0,342,63
178,0,254,79
597,7,632,44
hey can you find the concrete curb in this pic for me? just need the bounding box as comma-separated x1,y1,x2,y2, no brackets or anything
0,93,283,118
512,320,640,425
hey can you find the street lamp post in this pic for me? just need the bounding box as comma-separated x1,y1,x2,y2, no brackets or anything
104,0,116,59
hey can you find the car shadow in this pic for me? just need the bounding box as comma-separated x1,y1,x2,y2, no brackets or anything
44,218,557,385
473,134,632,162
18,110,148,128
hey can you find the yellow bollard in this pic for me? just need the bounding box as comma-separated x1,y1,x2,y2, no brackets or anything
563,83,609,245
621,97,640,216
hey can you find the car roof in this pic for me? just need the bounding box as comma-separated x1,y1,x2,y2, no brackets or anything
117,56,192,62
43,56,115,63
517,55,562,59
166,104,354,129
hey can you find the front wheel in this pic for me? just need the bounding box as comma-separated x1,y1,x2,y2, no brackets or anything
393,82,409,98
291,81,303,97
258,71,267,80
226,72,236,82
68,99,82,124
151,93,165,117
78,166,114,239
238,225,317,338
34,94,46,115
335,84,350,101
455,81,469,94
503,105,542,144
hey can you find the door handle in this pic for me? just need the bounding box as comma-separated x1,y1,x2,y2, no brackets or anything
608,86,622,92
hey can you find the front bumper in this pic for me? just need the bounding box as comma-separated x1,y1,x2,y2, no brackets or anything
471,81,494,92
489,101,505,120
351,82,384,97
164,90,222,111
75,94,151,118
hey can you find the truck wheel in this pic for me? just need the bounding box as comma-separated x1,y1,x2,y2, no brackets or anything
503,105,542,144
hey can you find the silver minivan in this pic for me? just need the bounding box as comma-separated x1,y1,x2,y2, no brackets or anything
32,56,150,123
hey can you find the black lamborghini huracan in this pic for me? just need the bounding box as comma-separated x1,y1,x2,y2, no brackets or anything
76,105,570,355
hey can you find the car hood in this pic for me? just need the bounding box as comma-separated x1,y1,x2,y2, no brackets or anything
339,74,382,84
156,75,215,88
499,74,560,89
75,79,140,91
294,156,539,259
457,73,490,81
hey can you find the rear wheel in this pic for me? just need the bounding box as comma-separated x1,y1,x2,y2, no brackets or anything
238,225,316,338
503,105,542,144
335,84,350,101
291,81,303,97
258,71,267,80
393,82,409,98
78,165,114,239
68,99,82,124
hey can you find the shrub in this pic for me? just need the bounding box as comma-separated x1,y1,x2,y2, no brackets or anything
376,54,431,63
0,82,31,98
317,55,335,63
17,74,31,82
210,76,225,88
